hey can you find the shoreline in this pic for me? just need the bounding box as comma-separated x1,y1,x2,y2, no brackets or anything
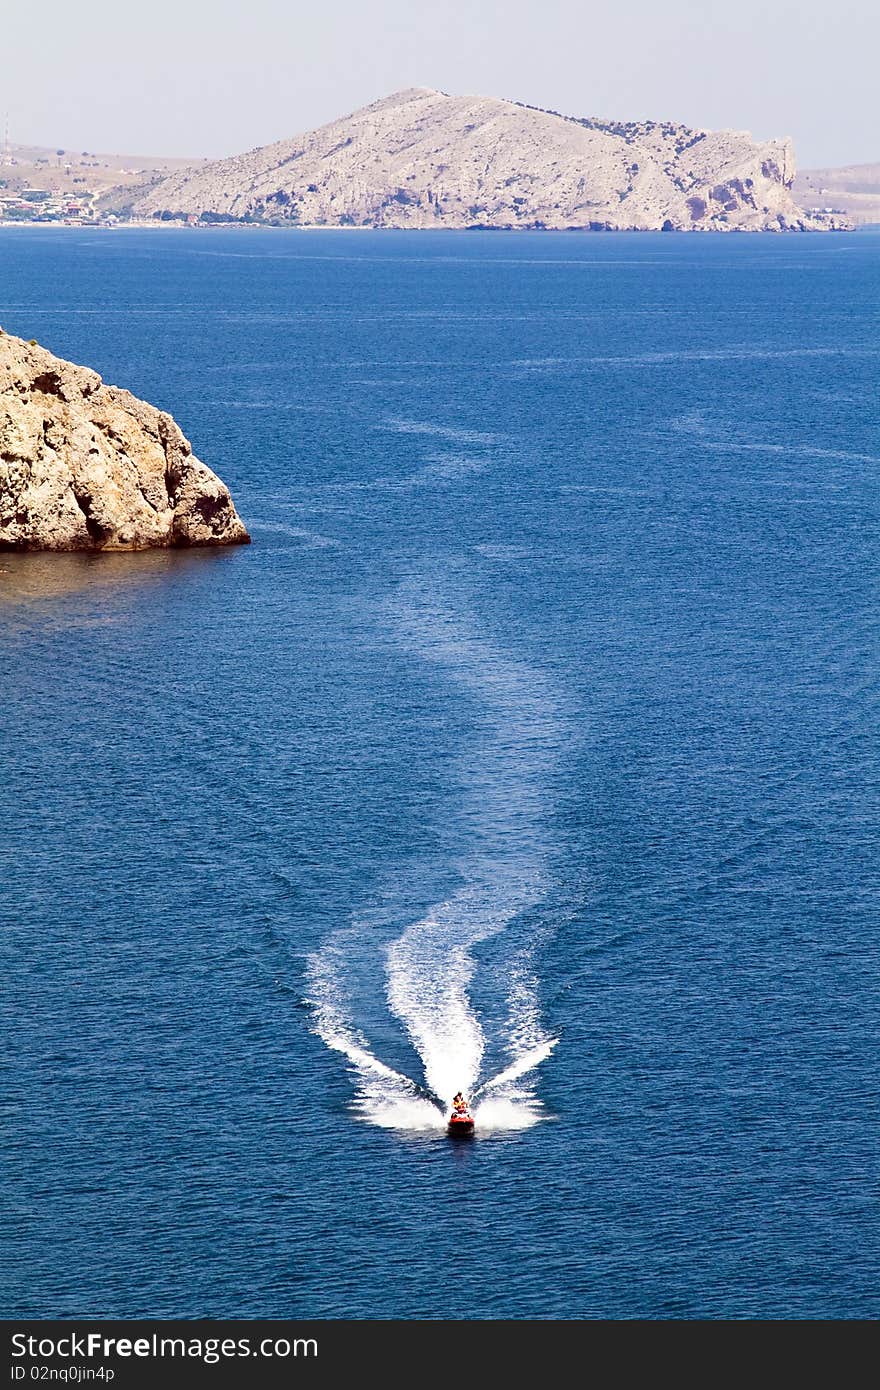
0,219,865,234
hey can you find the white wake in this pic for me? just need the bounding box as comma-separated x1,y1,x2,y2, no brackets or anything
306,583,568,1133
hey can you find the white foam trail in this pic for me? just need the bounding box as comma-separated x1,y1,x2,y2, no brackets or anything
473,1096,545,1131
306,586,570,1132
478,1038,559,1093
386,918,484,1104
306,954,414,1088
385,874,542,1105
306,950,445,1130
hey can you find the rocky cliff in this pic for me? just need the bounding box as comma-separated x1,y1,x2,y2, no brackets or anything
119,87,847,232
0,331,250,550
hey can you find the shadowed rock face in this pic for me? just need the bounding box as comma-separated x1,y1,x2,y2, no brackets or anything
0,331,250,551
120,87,850,232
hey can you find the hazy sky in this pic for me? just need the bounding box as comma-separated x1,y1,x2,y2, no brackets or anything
5,0,878,168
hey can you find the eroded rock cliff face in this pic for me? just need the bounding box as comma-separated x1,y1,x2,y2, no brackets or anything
0,331,250,551
119,87,848,232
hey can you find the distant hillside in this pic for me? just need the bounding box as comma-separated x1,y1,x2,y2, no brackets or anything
794,163,880,225
0,142,203,198
113,87,848,232
0,142,208,225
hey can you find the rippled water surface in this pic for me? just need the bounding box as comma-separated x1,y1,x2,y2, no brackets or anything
2,228,878,1317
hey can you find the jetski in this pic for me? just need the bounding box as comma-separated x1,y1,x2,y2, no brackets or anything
447,1105,475,1137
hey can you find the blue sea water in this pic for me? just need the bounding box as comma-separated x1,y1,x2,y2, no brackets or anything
1,227,878,1319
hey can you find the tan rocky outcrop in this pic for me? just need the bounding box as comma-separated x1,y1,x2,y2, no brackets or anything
118,87,850,232
0,330,250,551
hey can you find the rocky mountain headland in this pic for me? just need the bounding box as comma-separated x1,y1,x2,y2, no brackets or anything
113,87,849,232
0,331,250,551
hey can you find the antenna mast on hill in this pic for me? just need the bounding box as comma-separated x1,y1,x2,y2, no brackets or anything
2,112,9,166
